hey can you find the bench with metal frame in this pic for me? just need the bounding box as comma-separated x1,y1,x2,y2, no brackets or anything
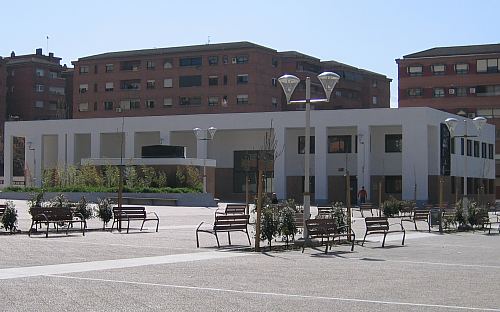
111,206,159,233
302,218,355,254
362,216,405,247
401,208,431,232
109,197,178,206
28,206,86,238
353,203,377,217
196,214,251,248
216,204,247,215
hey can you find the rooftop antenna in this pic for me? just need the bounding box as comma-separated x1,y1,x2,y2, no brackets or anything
46,35,49,53
207,36,210,45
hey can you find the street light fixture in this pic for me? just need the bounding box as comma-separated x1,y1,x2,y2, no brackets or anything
193,127,217,193
444,116,487,206
278,72,340,238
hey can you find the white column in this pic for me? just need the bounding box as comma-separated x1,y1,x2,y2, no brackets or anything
3,134,13,187
273,126,286,200
357,125,371,201
57,134,66,168
33,136,42,187
67,133,75,166
90,133,100,159
160,131,170,145
125,131,135,158
402,123,428,201
314,126,328,204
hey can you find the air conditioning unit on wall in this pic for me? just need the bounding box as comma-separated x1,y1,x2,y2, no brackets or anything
468,112,476,118
449,88,455,95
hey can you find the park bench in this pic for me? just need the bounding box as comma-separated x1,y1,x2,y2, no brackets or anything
0,204,6,219
362,216,405,247
302,218,355,254
476,209,500,234
109,197,178,206
28,207,86,238
401,208,431,232
216,204,247,215
111,206,160,233
353,203,376,217
316,206,333,218
196,214,251,248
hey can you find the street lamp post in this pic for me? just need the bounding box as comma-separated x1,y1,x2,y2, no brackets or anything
193,127,217,193
278,72,340,238
444,116,487,226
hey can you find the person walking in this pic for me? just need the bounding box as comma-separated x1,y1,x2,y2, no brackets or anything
358,186,367,204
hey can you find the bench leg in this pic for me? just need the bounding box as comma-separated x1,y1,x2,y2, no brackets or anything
361,233,367,246
227,232,232,245
401,230,406,245
127,219,130,234
196,230,200,248
111,220,116,232
414,221,418,231
246,230,251,246
83,221,86,236
156,219,159,232
28,220,35,237
214,232,220,248
140,220,146,231
351,233,355,251
427,220,431,232
45,222,50,238
382,232,387,248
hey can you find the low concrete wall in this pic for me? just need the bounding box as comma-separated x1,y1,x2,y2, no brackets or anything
0,192,217,207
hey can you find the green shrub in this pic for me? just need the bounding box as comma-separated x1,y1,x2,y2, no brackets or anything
97,197,113,229
382,196,403,217
278,201,297,246
75,196,94,220
1,201,18,233
261,205,279,247
49,193,69,208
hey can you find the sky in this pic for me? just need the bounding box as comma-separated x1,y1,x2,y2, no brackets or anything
2,0,499,107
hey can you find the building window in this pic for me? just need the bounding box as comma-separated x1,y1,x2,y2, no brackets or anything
372,80,378,88
208,56,218,65
49,71,58,79
272,78,277,87
36,68,45,77
179,96,201,106
35,84,45,92
120,79,141,90
105,82,114,92
120,60,141,71
385,134,402,153
385,176,402,194
49,87,65,95
208,96,219,106
477,59,500,73
474,141,480,157
34,100,44,108
233,150,274,193
302,176,315,194
146,61,155,70
163,98,173,107
223,55,228,64
451,137,455,154
476,85,500,97
372,96,378,105
222,95,228,106
163,78,173,88
163,59,173,69
466,139,472,156
145,99,155,108
208,76,218,86
488,144,494,159
223,75,228,85
298,136,315,154
179,57,202,67
119,99,140,110
456,87,467,97
455,63,469,74
431,64,446,75
146,80,155,89
482,142,487,158
94,83,98,92
46,101,56,111
79,66,89,74
105,64,114,72
272,58,279,67
407,88,423,97
234,55,249,64
433,88,445,97
78,103,89,112
328,135,352,153
237,74,249,84
461,138,465,155
179,75,202,87
236,94,249,104
104,101,113,111
407,65,423,76
272,97,278,107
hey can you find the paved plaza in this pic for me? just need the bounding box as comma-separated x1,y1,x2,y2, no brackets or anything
1,200,500,311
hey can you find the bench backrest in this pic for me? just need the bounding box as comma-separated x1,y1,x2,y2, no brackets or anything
305,218,337,238
294,212,305,228
317,206,333,217
214,214,249,231
360,203,374,209
224,204,246,215
365,217,389,231
113,206,146,219
0,204,6,215
413,208,431,220
30,206,73,221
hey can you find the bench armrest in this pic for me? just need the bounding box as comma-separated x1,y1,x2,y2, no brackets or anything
196,221,214,231
35,213,49,222
215,208,226,216
73,212,85,220
389,222,405,231
146,212,159,219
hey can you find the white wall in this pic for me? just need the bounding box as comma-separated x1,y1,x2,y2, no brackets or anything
100,133,124,158
209,129,268,168
134,132,160,157
74,133,91,166
42,135,58,169
370,126,402,176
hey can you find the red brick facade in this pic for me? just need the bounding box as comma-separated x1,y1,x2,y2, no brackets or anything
72,42,391,119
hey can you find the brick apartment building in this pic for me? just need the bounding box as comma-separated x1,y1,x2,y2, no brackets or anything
72,42,391,119
396,43,500,196
0,58,7,169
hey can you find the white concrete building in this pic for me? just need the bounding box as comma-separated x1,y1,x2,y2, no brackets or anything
3,107,496,204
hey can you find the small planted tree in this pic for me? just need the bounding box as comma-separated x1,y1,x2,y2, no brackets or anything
49,193,69,208
1,201,18,233
382,196,403,217
279,200,298,247
97,197,113,229
75,196,94,220
260,205,279,248
332,202,347,233
28,190,45,208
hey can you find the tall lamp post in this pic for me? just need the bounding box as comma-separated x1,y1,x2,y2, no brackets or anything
193,127,217,193
278,72,340,238
444,116,487,207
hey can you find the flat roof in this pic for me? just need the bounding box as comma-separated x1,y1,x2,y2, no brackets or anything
403,43,500,59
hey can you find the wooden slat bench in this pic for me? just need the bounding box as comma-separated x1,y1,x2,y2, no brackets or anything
362,216,405,247
109,197,178,206
354,203,376,217
477,209,500,234
196,214,251,248
28,207,86,238
216,204,247,215
317,206,333,218
111,206,160,233
302,218,355,254
401,208,431,232
0,204,6,219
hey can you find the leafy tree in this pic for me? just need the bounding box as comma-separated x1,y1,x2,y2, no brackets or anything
1,201,18,233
